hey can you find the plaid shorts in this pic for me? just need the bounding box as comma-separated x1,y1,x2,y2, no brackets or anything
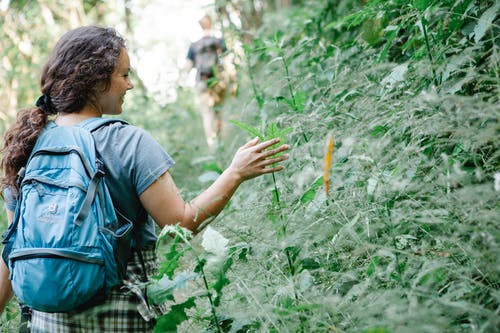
29,248,167,333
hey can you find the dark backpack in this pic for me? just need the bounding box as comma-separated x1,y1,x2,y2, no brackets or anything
1,117,136,312
193,36,223,80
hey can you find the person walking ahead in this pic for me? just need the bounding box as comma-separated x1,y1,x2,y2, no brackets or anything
0,26,288,332
186,14,235,149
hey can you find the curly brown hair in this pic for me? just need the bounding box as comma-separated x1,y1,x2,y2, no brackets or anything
1,26,126,194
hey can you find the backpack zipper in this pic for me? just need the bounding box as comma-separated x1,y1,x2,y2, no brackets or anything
9,248,104,266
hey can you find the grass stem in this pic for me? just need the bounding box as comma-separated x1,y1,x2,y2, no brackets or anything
280,52,297,111
198,261,223,333
421,16,438,85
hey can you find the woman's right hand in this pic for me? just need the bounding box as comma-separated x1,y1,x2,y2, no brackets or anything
227,137,289,182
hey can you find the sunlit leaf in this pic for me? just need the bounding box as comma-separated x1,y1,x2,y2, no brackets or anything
380,63,408,89
157,225,193,245
201,226,229,259
472,2,500,43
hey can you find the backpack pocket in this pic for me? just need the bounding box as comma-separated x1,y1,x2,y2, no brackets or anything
9,248,105,312
19,179,94,248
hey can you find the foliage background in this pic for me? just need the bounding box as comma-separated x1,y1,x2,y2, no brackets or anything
1,0,498,332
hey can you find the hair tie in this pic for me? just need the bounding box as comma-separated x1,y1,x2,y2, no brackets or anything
35,94,55,114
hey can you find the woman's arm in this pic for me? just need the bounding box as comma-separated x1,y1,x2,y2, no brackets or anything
140,137,289,232
0,209,14,314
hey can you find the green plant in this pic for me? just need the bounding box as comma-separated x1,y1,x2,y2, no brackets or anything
229,121,297,269
149,225,249,332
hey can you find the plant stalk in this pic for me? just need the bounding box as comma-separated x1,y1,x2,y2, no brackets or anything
272,172,296,277
280,52,297,111
198,261,222,333
245,48,264,108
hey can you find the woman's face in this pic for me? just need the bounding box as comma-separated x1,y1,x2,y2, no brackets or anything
98,48,134,115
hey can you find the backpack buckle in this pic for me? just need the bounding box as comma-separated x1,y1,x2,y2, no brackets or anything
96,160,106,177
16,167,26,186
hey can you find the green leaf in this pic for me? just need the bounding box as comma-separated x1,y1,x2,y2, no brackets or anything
194,258,207,273
370,125,389,137
367,256,380,277
473,2,500,43
264,123,293,143
241,44,251,53
159,243,187,279
229,120,263,139
201,162,223,174
256,94,264,108
340,10,371,29
378,27,398,62
362,328,391,333
362,24,382,46
157,228,193,279
294,90,306,112
212,256,234,306
275,95,293,109
413,0,431,11
154,297,197,333
300,257,320,270
231,120,291,145
325,20,338,31
447,0,474,34
300,176,324,203
157,225,193,245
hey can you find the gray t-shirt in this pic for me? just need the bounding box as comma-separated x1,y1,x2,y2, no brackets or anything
3,120,174,248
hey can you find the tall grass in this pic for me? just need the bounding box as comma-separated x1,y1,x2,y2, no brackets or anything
151,0,499,332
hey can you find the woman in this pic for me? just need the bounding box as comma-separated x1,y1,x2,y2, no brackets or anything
0,26,288,332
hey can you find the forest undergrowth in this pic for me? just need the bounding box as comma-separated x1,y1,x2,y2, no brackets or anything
0,0,498,332
149,1,499,332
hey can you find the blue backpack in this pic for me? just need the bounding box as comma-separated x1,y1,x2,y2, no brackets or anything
2,117,136,312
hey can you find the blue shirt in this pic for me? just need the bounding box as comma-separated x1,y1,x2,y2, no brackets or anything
3,120,175,248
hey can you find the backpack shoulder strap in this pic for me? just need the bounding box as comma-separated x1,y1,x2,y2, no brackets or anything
45,121,57,130
78,117,128,133
78,118,147,277
77,117,143,245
